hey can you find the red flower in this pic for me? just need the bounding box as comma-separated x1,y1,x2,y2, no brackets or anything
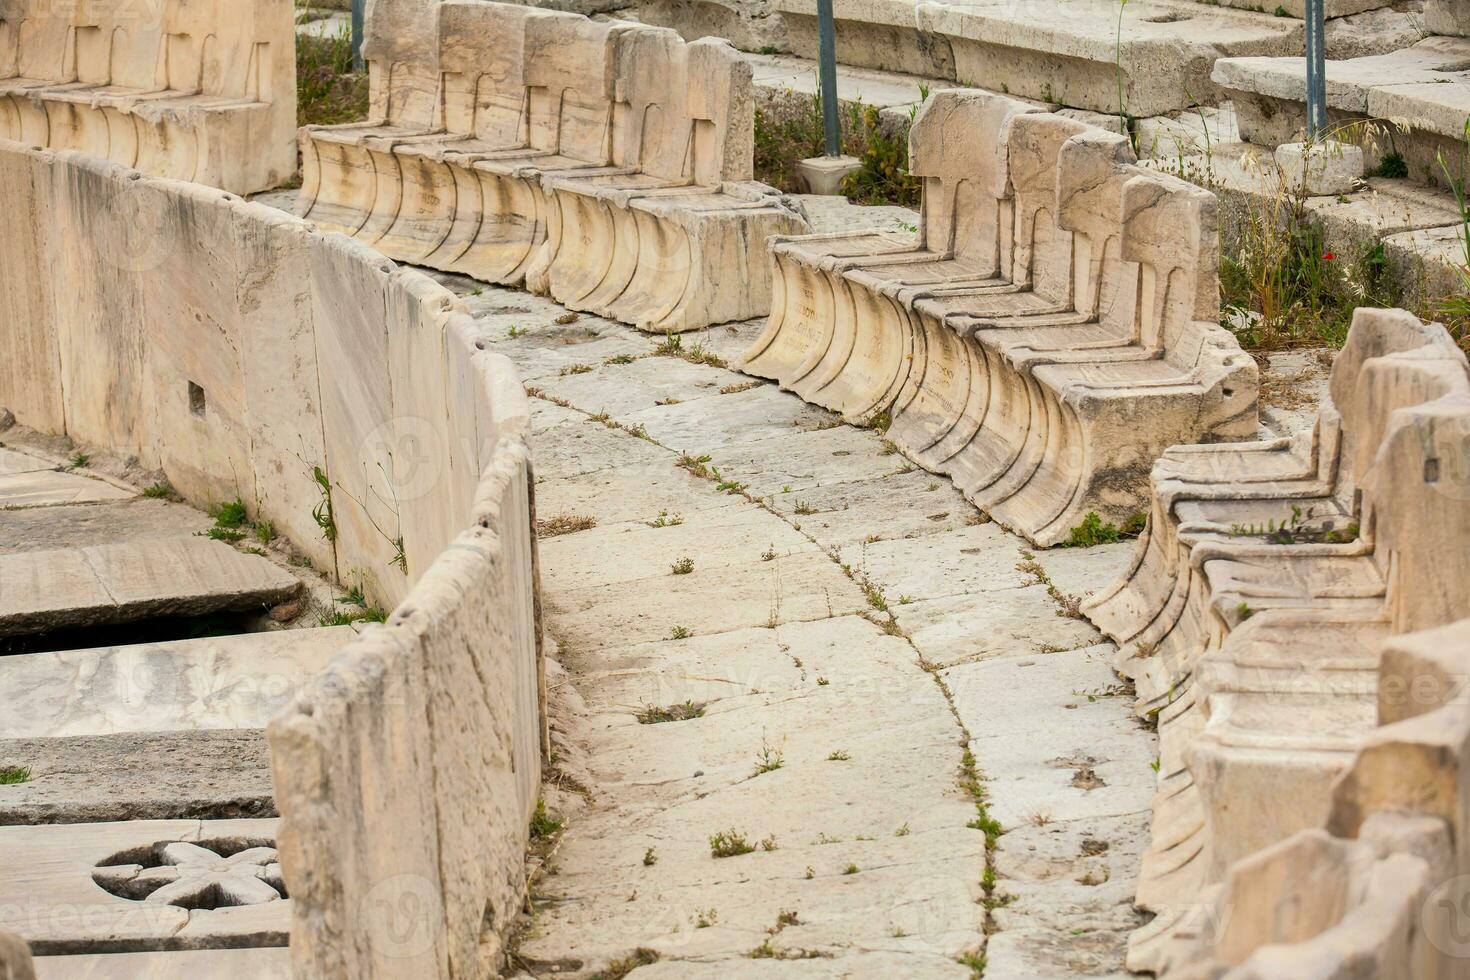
1322,251,1337,261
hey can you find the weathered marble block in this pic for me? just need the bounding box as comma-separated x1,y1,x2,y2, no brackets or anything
740,88,1256,547
1082,307,1470,970
1154,619,1470,978
296,0,805,333
0,0,295,193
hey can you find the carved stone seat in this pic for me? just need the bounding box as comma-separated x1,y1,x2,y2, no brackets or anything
0,0,294,193
296,0,804,333
1081,308,1470,970
739,89,1256,546
1154,618,1470,979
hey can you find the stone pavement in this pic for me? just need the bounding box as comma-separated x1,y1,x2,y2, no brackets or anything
439,272,1156,977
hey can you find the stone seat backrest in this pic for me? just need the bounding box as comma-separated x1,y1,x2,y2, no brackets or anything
1341,317,1470,635
682,36,752,186
436,1,534,144
521,13,633,161
1004,112,1090,300
609,26,694,180
907,90,1036,276
361,0,442,129
161,0,282,100
72,0,168,92
1052,129,1143,333
1117,170,1219,357
2,0,80,83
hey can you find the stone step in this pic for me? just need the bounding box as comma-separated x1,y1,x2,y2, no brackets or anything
0,538,303,637
0,627,355,739
759,0,1305,116
1214,35,1470,183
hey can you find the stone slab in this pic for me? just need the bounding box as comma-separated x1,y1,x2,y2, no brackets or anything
0,538,302,635
697,426,906,500
34,947,291,979
944,644,1155,828
0,449,51,476
767,469,979,550
536,355,750,418
894,587,1103,669
544,551,868,652
0,472,134,510
0,731,276,825
0,501,214,557
535,462,747,529
530,416,671,482
0,628,354,739
839,521,1032,602
621,384,848,453
539,504,819,593
0,819,286,953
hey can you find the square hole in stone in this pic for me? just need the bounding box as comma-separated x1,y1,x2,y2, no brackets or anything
188,381,206,417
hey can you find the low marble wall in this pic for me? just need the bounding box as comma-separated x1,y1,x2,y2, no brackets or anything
0,139,545,978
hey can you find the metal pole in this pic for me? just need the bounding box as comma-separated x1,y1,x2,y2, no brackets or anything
817,0,841,158
1304,0,1327,141
351,0,366,72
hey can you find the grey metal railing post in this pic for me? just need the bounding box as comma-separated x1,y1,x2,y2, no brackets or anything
817,0,841,158
1304,0,1327,141
351,0,366,72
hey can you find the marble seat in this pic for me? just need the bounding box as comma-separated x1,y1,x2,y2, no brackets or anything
0,0,294,193
1153,618,1470,979
296,0,804,333
1081,307,1470,970
740,89,1256,546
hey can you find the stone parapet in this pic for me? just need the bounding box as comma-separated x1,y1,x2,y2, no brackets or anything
0,138,544,979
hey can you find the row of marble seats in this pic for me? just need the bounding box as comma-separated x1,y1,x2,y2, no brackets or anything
0,0,295,192
1079,308,1470,971
1155,618,1470,979
296,0,805,333
737,89,1257,547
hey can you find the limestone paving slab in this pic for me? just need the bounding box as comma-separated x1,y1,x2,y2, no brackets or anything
698,426,908,500
34,947,292,979
838,521,1033,601
620,384,850,453
528,416,671,481
543,551,869,653
0,501,214,557
893,587,1104,668
0,449,51,476
534,462,746,528
944,645,1156,828
0,818,286,953
0,539,301,635
0,628,355,739
766,469,979,550
0,731,276,826
538,505,819,593
0,472,135,510
535,356,750,418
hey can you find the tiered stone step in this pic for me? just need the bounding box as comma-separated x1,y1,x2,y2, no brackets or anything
1214,35,1470,184
761,0,1304,116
